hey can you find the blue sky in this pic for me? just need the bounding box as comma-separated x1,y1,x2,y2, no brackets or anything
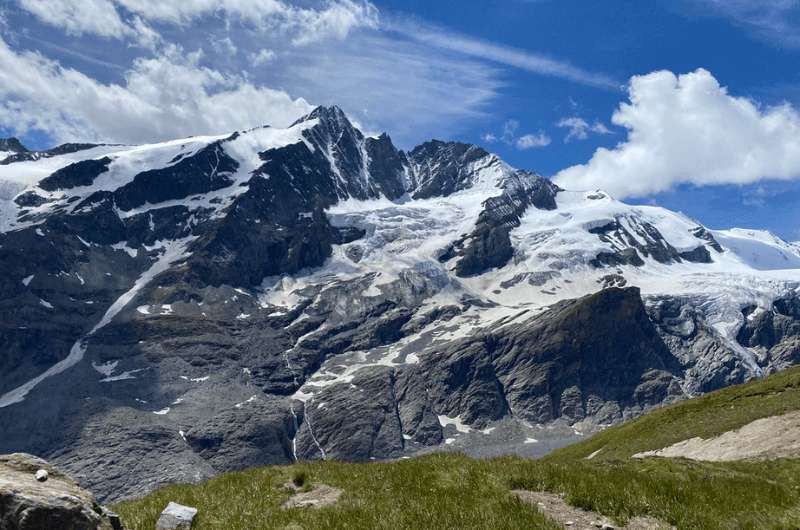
1,0,799,239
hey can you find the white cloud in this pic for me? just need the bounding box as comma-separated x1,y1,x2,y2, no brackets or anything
270,33,501,146
0,38,312,144
556,116,612,142
480,119,550,150
210,36,238,57
554,68,800,198
516,132,551,149
249,48,276,66
18,0,131,38
386,17,619,90
15,0,379,46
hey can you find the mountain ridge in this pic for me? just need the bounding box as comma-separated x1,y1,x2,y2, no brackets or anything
0,105,799,502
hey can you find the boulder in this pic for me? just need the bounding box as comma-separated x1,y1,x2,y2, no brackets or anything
155,502,197,530
0,453,122,530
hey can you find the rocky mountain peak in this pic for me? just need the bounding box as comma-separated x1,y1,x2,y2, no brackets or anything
1,102,800,507
294,105,354,131
0,137,28,154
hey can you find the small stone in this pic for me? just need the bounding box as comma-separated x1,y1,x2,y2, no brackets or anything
35,469,48,482
101,507,124,530
156,501,198,530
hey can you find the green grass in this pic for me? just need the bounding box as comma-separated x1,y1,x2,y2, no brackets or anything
115,367,800,530
115,455,561,530
547,365,800,462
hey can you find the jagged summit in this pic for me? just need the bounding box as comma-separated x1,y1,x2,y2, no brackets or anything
297,104,352,126
0,137,28,154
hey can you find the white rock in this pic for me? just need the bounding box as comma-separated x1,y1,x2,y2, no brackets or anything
34,469,48,482
155,501,198,529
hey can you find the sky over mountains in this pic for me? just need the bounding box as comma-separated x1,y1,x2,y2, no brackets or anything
1,0,799,238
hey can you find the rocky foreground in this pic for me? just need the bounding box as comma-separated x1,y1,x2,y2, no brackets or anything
0,453,122,529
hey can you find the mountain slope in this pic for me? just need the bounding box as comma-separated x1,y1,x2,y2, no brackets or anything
114,367,800,530
0,106,799,501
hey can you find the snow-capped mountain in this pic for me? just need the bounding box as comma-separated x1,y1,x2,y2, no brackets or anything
1,106,799,501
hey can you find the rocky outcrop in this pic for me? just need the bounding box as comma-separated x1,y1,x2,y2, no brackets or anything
38,158,112,192
396,287,685,432
0,453,122,530
113,142,237,211
737,296,800,371
587,217,721,268
453,172,559,277
1,143,100,165
155,502,196,530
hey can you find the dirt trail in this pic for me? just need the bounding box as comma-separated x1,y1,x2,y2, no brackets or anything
513,490,673,529
633,410,800,461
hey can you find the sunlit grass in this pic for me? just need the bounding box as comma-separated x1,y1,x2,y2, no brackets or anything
116,366,800,530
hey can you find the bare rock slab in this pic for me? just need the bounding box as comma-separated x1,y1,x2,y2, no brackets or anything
155,502,198,529
0,453,123,530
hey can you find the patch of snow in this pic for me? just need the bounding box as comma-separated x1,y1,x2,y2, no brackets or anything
111,242,139,257
235,395,258,408
0,237,195,407
92,360,118,377
39,299,53,309
524,437,539,444
21,275,33,286
153,407,170,415
438,414,472,434
100,368,146,382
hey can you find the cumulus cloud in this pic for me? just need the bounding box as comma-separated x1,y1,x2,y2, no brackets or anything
554,68,800,198
556,116,612,142
516,132,551,149
18,0,130,38
15,0,379,46
0,38,312,143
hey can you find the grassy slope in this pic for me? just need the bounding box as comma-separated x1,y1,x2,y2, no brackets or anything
547,365,800,462
116,367,800,530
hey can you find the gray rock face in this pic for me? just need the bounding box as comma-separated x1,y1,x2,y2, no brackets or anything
452,172,559,277
587,215,721,268
396,288,684,431
295,367,405,461
0,453,122,530
737,298,800,371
